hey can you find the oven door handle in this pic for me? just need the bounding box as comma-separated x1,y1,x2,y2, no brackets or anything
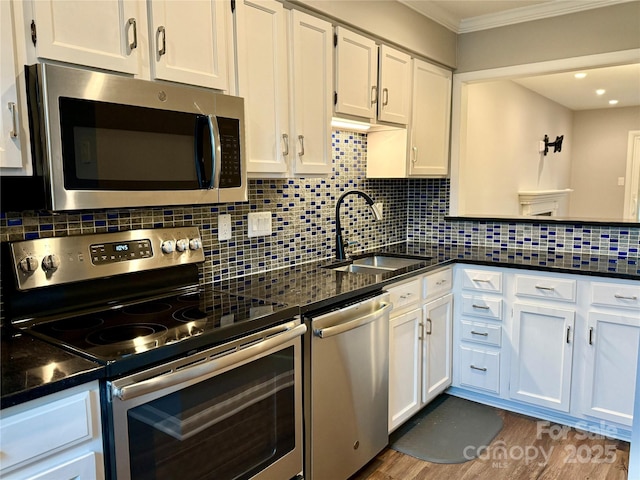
112,323,307,401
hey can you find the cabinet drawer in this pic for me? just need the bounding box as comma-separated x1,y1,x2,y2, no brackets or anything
423,267,452,300
459,346,500,394
461,269,502,293
387,279,421,311
515,274,576,303
461,295,503,320
461,320,502,347
0,392,93,472
591,282,640,310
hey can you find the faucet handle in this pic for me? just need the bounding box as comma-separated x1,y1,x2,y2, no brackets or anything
344,240,358,258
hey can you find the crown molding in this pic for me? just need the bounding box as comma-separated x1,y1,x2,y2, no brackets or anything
459,0,634,33
399,0,635,34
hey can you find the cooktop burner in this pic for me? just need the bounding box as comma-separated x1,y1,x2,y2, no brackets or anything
25,288,297,374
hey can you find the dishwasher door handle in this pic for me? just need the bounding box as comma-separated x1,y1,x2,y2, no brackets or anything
314,302,392,339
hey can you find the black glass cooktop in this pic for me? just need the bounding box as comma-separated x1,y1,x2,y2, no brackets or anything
23,288,298,376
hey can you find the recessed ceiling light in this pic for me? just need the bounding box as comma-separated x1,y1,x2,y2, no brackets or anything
609,99,619,105
596,89,606,95
574,72,587,79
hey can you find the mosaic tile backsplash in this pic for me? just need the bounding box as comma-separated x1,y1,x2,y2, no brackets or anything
1,130,639,289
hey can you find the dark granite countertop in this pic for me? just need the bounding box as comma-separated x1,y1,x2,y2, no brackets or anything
4,242,637,408
1,328,104,409
216,242,639,313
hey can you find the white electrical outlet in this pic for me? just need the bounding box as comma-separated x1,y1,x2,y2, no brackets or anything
374,202,384,219
218,214,232,241
248,212,272,238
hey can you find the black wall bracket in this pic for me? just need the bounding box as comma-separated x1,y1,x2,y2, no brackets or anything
543,134,564,156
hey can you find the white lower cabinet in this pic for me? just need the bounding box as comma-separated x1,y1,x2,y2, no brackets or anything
451,265,640,441
509,303,575,412
422,294,453,405
0,382,104,480
581,312,640,426
388,268,452,433
389,306,422,431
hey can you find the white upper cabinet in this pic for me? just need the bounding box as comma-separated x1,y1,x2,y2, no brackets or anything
25,0,232,90
289,10,332,176
236,0,289,175
29,0,145,75
148,0,231,90
1,0,31,173
377,44,411,125
334,27,378,120
408,59,451,177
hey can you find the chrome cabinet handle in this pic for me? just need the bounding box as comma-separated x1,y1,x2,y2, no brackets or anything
470,365,487,372
298,135,305,157
473,278,491,283
566,325,571,344
382,88,389,106
471,331,489,337
418,322,424,340
371,85,378,105
589,326,594,345
535,285,555,291
282,133,289,156
614,294,638,300
113,323,307,401
127,18,137,50
8,102,17,138
158,26,166,56
412,146,418,163
472,304,490,310
426,318,432,335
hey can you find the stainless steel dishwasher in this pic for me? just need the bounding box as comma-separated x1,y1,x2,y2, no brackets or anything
303,292,392,480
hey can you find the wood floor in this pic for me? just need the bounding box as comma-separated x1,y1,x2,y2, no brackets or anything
351,409,630,480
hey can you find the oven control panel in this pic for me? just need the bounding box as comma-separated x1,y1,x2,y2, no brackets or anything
9,227,204,291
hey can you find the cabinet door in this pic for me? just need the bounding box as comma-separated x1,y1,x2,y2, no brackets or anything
377,45,411,125
31,0,143,74
334,27,378,120
26,452,100,480
389,308,422,432
422,294,452,405
510,303,575,412
289,10,332,176
236,0,289,175
582,312,640,426
1,0,25,170
408,59,451,177
149,0,230,90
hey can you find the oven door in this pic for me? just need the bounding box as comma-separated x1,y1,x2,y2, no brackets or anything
107,320,305,480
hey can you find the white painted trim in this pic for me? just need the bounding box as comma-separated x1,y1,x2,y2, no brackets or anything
623,130,640,220
458,0,634,34
449,49,640,216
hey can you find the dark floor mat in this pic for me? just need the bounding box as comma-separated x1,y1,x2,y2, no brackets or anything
389,394,503,464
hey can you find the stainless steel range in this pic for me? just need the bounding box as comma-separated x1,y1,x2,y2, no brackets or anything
3,227,305,480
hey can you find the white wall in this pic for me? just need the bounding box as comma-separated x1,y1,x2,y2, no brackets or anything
459,80,573,216
570,107,640,219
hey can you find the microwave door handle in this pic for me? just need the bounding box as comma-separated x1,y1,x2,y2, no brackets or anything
194,116,206,187
206,114,222,189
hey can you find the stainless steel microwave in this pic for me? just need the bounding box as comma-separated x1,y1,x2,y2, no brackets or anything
22,63,247,211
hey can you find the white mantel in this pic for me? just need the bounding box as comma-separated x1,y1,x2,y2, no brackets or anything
518,189,573,216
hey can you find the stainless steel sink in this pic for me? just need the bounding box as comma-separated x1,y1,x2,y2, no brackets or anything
324,255,428,275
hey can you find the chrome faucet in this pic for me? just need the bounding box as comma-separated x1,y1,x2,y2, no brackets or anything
335,190,382,261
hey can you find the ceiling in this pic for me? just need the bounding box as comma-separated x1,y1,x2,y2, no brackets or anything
398,0,640,110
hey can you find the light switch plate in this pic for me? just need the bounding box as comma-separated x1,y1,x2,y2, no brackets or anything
218,214,232,241
248,212,272,238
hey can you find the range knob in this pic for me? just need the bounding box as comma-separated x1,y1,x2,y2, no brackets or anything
161,240,175,254
18,256,38,273
176,238,189,252
189,238,202,250
42,254,61,272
